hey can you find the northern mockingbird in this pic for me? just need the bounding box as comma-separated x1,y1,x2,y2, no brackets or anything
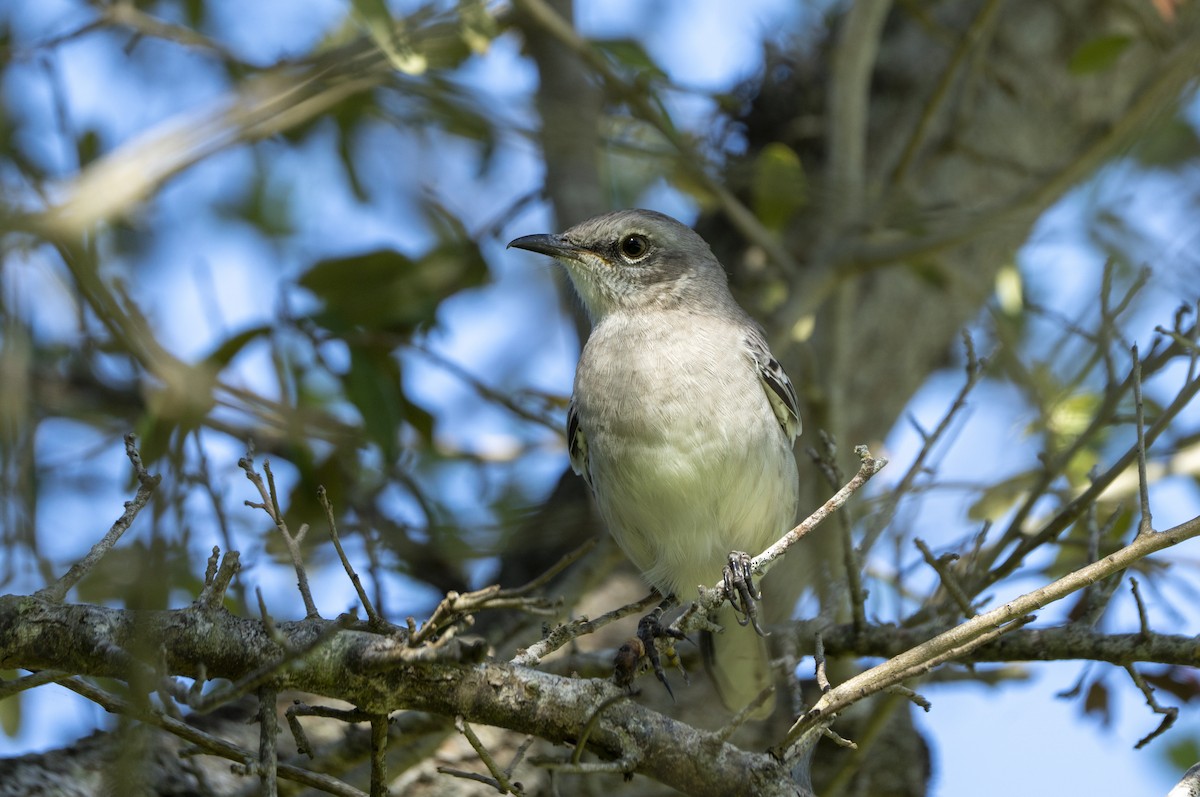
510,209,801,715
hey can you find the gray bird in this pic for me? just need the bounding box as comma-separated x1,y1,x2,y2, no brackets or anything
510,209,801,716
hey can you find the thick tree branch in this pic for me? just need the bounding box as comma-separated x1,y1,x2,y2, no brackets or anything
0,595,808,797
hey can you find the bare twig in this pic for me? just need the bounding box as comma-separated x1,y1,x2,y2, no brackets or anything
1132,346,1155,536
38,433,160,603
370,713,389,797
863,332,985,556
408,544,589,652
981,365,1200,594
914,538,976,619
438,716,523,794
284,703,314,759
788,511,1200,745
60,677,366,797
319,486,383,626
409,584,558,649
814,633,831,695
1130,578,1151,637
255,688,280,797
513,591,660,668
809,435,868,632
1125,664,1178,749
196,549,241,611
239,454,320,618
0,670,67,701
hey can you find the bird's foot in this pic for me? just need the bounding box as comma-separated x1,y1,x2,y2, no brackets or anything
723,551,768,636
613,598,689,699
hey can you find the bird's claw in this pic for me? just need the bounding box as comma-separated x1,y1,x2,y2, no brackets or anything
723,551,769,636
619,603,688,700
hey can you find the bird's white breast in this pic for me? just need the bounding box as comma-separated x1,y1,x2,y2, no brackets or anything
572,309,799,597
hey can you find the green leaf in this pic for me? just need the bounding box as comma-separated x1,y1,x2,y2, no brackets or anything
594,39,668,79
299,237,487,335
345,343,406,460
751,142,807,232
205,324,271,369
1068,35,1132,75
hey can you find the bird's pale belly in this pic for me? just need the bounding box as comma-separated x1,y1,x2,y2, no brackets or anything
584,408,798,598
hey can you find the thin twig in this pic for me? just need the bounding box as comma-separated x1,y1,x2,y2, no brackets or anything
410,584,558,649
1130,578,1151,637
440,716,522,794
513,591,660,668
240,454,320,618
60,677,366,797
789,511,1200,744
256,688,279,797
1125,664,1178,749
0,670,68,701
319,486,383,626
1132,346,1155,536
38,433,160,602
914,538,976,619
810,435,869,632
197,549,241,611
862,332,985,556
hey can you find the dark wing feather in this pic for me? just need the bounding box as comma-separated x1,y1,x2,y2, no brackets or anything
566,397,592,488
745,330,801,441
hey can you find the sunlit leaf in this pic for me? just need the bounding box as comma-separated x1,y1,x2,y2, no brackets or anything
751,142,807,232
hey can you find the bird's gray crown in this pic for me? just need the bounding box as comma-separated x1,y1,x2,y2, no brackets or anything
508,209,734,321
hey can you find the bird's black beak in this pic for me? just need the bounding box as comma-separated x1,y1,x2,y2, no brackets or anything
507,233,580,260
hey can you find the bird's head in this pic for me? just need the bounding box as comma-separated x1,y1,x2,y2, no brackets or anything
509,209,731,321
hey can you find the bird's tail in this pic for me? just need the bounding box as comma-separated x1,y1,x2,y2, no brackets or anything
701,604,775,719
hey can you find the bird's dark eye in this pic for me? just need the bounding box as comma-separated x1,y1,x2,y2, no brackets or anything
618,234,649,261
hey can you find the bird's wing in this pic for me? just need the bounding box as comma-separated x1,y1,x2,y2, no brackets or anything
566,397,592,487
746,329,802,441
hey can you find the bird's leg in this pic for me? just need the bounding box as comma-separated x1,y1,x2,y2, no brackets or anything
723,551,769,636
633,596,688,700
